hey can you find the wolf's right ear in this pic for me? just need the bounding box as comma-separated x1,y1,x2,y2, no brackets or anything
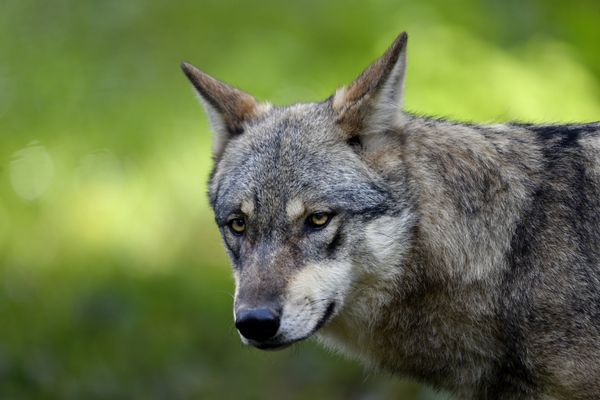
181,62,270,159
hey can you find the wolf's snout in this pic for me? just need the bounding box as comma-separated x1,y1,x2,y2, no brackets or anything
235,308,280,342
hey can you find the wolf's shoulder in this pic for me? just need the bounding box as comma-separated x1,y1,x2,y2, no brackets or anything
406,114,600,138
507,121,600,144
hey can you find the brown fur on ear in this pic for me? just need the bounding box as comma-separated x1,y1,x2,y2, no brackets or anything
181,62,270,157
333,32,408,136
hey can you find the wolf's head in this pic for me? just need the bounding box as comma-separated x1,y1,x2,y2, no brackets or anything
182,33,415,350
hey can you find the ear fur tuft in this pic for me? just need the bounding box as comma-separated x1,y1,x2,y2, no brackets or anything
181,62,271,158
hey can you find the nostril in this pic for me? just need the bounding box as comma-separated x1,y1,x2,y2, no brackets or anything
235,308,280,342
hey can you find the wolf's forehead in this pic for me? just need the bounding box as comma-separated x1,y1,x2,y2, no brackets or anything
214,106,335,187
214,139,332,217
212,151,389,224
210,103,389,220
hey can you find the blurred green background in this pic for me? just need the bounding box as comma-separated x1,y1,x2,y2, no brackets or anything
1,0,599,398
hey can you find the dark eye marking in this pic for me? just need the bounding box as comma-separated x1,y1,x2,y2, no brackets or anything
326,229,344,257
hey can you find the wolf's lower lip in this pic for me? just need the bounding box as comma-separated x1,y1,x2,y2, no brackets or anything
313,302,336,332
254,341,292,351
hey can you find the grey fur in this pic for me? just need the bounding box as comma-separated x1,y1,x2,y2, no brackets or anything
182,33,600,399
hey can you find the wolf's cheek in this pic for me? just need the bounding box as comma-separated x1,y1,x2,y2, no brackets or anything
361,212,414,274
277,260,353,340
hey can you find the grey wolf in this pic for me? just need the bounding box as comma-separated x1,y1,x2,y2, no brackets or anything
181,32,600,399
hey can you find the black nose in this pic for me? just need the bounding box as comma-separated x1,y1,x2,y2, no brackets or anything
235,308,280,342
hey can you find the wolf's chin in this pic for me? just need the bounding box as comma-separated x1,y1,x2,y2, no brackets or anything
247,301,337,351
253,341,293,351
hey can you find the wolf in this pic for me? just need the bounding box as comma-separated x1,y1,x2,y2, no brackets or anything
181,32,600,399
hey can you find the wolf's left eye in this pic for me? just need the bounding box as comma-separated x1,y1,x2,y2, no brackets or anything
306,212,332,229
228,218,246,235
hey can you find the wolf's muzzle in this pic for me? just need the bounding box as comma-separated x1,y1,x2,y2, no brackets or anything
235,308,280,342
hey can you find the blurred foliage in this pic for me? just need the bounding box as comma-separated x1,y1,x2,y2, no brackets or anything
0,0,599,398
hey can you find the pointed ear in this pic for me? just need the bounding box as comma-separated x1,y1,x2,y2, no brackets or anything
181,62,270,158
332,32,408,137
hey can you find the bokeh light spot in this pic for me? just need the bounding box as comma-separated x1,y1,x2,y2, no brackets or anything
9,142,55,201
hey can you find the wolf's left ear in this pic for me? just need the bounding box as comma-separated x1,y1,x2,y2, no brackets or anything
181,62,270,158
332,32,408,137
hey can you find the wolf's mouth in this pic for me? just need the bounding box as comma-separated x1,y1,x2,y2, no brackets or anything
252,302,336,351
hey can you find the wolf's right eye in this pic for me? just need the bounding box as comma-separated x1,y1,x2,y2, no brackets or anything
228,218,246,235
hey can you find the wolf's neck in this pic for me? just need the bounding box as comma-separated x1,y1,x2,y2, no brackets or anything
401,114,540,284
372,115,543,387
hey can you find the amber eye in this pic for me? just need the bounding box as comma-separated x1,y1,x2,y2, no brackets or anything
307,212,332,229
228,218,246,235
